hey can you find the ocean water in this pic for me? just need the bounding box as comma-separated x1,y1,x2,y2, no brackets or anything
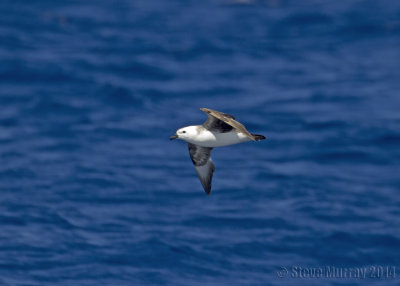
1,0,400,285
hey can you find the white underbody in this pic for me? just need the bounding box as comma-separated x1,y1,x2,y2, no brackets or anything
185,129,250,147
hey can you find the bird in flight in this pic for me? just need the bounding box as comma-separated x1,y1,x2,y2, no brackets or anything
170,108,266,195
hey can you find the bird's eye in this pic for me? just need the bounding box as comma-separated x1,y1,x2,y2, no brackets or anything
182,131,186,133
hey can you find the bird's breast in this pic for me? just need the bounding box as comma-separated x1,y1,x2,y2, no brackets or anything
189,130,249,148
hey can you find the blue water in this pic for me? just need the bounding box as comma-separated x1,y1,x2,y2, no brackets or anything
1,0,400,285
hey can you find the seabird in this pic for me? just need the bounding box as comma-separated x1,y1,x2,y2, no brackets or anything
170,108,266,195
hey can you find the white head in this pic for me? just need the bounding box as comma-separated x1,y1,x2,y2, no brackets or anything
170,126,198,142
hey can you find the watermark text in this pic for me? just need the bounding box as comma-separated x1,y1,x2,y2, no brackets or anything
277,266,396,279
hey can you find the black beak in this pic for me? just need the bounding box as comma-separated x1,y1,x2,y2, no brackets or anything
170,135,178,140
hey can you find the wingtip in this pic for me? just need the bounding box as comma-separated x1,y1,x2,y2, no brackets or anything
202,182,212,195
252,134,266,141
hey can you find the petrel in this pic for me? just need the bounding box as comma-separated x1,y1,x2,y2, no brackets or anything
170,108,266,195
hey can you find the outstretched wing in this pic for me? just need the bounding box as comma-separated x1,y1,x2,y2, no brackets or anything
188,143,215,195
200,108,256,140
201,108,234,133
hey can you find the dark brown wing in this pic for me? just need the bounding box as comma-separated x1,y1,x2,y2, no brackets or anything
188,143,215,195
202,110,233,133
200,108,256,140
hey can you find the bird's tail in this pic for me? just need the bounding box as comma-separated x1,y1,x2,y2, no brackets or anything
252,134,266,141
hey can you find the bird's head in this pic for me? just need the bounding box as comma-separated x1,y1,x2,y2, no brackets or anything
170,126,198,141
